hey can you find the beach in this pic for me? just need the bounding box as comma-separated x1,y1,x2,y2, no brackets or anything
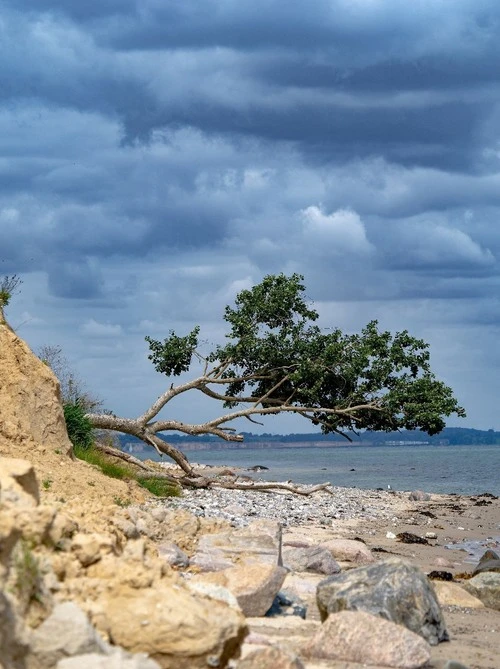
152,462,500,668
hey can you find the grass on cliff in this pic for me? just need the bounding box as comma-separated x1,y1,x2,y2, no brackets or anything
73,444,181,497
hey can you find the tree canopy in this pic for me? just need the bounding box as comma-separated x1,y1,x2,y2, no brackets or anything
86,273,465,486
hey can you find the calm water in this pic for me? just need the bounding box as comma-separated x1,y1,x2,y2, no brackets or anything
163,444,500,496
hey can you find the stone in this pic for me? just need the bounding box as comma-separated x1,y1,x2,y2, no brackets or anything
316,557,448,645
0,590,29,668
237,646,305,669
0,458,40,507
409,490,431,501
71,533,116,567
302,610,431,668
29,601,109,668
191,519,282,572
463,571,500,610
0,316,73,459
319,538,375,565
282,545,340,575
192,563,287,616
472,549,500,576
99,583,247,669
157,541,189,568
433,581,484,608
56,648,161,669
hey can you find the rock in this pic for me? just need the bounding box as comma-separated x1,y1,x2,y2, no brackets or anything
302,610,431,668
99,583,247,668
442,661,470,669
191,519,282,572
0,458,40,507
472,549,500,576
56,648,161,668
0,590,30,668
320,538,375,565
71,533,117,567
192,564,287,616
29,601,109,668
409,490,431,501
433,581,485,608
282,546,340,575
157,541,189,568
463,571,500,610
316,557,448,645
0,316,73,458
281,572,324,620
237,646,304,668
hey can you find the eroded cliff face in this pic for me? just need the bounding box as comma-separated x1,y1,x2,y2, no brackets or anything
0,308,73,460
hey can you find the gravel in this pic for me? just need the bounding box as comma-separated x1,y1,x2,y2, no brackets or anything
156,484,408,528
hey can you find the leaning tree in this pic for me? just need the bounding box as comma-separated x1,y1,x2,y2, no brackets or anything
85,273,465,491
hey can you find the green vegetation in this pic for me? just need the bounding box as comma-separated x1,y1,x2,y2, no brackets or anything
42,479,52,490
64,402,94,450
73,443,180,497
113,496,132,507
73,443,134,479
137,476,181,497
0,274,22,308
13,540,44,605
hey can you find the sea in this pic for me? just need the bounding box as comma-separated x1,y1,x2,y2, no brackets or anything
149,443,500,496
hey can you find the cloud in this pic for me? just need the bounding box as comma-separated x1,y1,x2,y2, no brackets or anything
301,206,373,255
81,319,123,337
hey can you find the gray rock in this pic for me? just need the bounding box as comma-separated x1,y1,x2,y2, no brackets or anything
472,549,500,576
190,519,282,572
157,541,190,568
443,661,470,669
282,545,340,575
56,648,161,669
303,610,431,668
463,571,500,610
30,601,109,667
316,557,448,645
408,490,431,501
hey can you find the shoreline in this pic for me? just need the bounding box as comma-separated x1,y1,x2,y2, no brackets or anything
145,465,500,667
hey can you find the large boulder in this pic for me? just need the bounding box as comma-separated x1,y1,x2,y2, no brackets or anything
191,563,287,616
0,314,73,458
303,610,431,668
316,557,448,645
98,583,247,669
463,571,500,610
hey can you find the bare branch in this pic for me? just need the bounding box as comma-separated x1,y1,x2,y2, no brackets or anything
212,480,334,496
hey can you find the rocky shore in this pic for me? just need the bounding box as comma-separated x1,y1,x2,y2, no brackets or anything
2,308,500,669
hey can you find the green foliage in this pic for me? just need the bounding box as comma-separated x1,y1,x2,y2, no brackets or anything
64,402,94,450
145,273,465,437
42,479,52,490
146,326,200,376
0,274,22,307
73,444,134,479
137,477,181,497
13,540,43,605
113,496,132,507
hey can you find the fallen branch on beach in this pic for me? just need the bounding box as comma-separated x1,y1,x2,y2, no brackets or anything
93,442,334,495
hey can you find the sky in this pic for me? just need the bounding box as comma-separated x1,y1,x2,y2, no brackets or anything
2,0,500,435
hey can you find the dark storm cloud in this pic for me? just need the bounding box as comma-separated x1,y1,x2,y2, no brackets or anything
1,0,500,429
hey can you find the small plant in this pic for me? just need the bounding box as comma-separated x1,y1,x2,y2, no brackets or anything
74,444,134,480
64,402,93,450
0,274,22,307
137,477,181,497
87,480,96,487
42,479,52,490
113,496,131,507
13,540,44,605
54,448,62,455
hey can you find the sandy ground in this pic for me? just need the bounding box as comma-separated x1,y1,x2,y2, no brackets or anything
283,490,500,669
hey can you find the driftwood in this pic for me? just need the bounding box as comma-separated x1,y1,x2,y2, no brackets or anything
93,441,333,495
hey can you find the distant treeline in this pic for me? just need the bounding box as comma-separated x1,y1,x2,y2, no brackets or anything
117,427,500,451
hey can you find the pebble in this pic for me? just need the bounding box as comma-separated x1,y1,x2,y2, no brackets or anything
154,484,406,528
